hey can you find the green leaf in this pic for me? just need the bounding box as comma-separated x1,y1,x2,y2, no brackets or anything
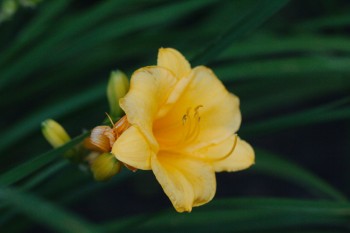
0,187,97,233
0,133,88,186
297,13,350,31
219,35,350,60
254,149,347,202
191,0,290,66
216,57,350,82
243,97,350,135
20,160,68,191
0,84,103,152
104,198,350,233
0,165,82,227
235,75,349,116
58,169,133,205
0,0,71,65
0,0,216,90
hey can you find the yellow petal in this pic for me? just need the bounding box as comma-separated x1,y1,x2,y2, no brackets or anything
157,48,191,79
120,66,178,150
212,137,255,172
154,66,241,151
155,75,191,119
112,126,152,170
152,151,216,212
195,134,237,161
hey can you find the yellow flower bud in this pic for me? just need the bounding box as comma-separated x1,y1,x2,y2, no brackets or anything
41,119,71,148
107,70,129,120
91,153,122,181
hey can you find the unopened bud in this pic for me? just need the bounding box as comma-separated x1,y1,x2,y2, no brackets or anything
107,70,129,120
41,119,71,148
91,153,122,181
84,126,114,153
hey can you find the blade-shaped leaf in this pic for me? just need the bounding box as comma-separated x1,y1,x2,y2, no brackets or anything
191,0,290,66
104,198,350,233
0,133,88,186
254,149,347,201
0,187,97,233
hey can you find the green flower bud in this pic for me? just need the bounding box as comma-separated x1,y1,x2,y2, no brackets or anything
107,70,129,120
91,153,122,181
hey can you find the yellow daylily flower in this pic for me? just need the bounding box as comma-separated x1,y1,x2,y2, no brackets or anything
111,48,255,212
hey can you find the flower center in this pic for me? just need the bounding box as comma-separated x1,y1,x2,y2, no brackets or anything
153,105,204,150
181,105,202,144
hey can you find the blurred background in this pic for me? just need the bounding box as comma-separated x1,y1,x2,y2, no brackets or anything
0,0,350,232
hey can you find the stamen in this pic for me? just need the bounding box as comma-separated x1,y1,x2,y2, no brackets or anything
181,105,203,144
194,105,202,123
184,112,192,140
105,112,115,126
182,114,188,125
213,135,238,161
194,105,203,112
157,105,203,148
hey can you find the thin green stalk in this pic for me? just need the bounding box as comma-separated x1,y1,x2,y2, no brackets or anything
0,133,88,186
20,160,68,191
0,84,104,153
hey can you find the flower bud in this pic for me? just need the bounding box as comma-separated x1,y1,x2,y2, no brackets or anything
107,70,129,120
41,119,71,148
91,153,122,181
